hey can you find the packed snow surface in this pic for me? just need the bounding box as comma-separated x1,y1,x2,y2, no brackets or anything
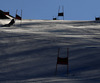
0,19,100,83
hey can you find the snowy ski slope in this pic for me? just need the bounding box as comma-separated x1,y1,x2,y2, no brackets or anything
0,19,100,83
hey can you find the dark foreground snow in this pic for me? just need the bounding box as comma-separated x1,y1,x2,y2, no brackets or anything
0,20,100,83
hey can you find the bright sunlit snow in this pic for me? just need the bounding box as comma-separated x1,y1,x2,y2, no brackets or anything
0,19,100,83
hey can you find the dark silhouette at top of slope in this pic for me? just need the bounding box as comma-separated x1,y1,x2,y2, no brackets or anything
0,10,9,19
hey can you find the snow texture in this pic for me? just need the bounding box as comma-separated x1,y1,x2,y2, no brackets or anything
0,19,100,83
